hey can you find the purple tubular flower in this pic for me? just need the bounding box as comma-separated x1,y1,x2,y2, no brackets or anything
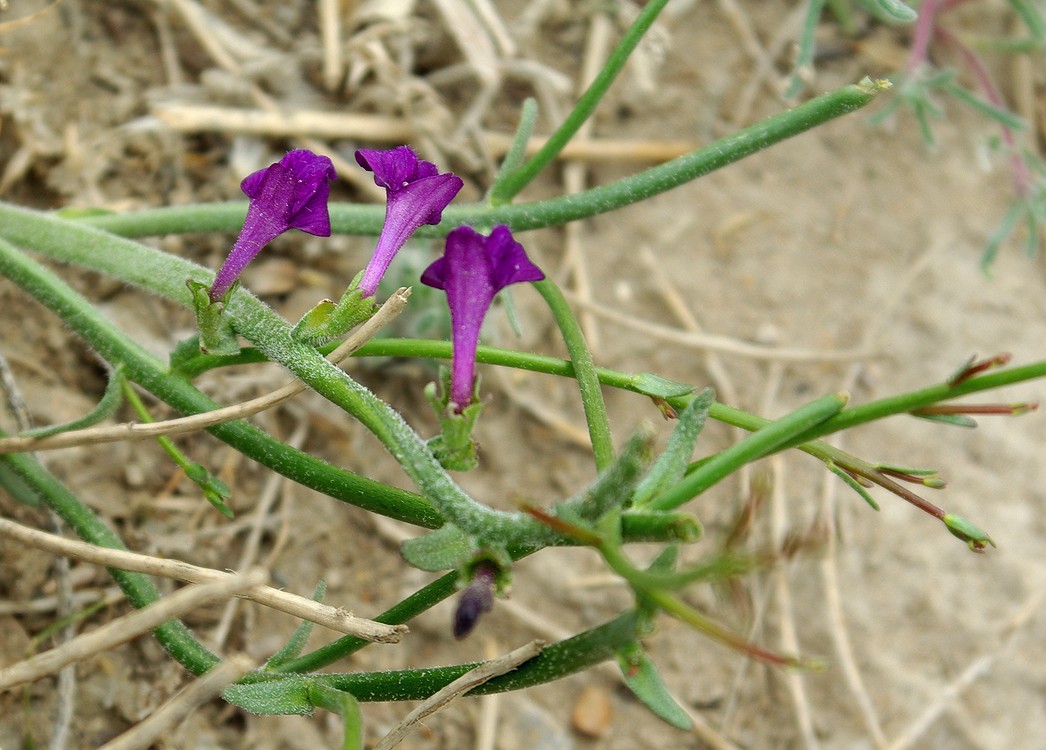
355,146,463,297
209,149,336,302
421,225,545,411
453,562,498,639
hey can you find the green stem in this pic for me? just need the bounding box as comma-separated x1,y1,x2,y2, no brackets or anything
781,360,1046,447
0,233,441,529
289,612,638,701
77,81,885,239
5,207,1045,520
0,219,663,552
272,572,458,674
0,208,561,548
488,0,672,203
646,393,849,511
534,280,614,471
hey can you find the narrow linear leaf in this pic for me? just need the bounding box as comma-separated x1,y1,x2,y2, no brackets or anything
264,581,327,670
911,411,979,428
565,426,655,521
630,372,694,400
649,392,849,511
488,97,539,203
615,643,693,730
222,674,314,715
401,523,475,572
941,82,1027,130
306,682,364,750
633,389,714,507
19,363,126,438
1010,0,1046,42
858,0,918,23
828,463,880,511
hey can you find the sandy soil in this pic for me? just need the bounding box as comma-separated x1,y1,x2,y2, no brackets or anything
1,1,1045,748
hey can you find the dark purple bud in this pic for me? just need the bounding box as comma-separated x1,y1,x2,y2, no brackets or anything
453,562,498,639
421,225,544,411
210,150,336,302
355,146,463,297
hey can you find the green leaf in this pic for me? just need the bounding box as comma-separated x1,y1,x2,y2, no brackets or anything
401,523,476,572
649,392,849,511
941,82,1026,131
306,682,364,750
564,426,655,521
20,364,126,438
187,278,240,356
222,675,314,715
1010,0,1046,41
183,462,235,518
828,463,880,510
943,514,996,552
488,97,538,204
857,0,917,23
630,373,694,400
633,389,714,506
264,581,327,670
910,412,978,428
615,642,693,730
634,546,679,633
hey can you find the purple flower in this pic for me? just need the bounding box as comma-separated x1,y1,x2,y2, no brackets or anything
355,146,463,297
421,225,544,411
210,149,336,302
453,561,498,639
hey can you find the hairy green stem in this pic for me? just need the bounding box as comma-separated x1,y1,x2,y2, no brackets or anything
0,232,441,528
0,219,688,550
270,612,638,701
77,81,884,240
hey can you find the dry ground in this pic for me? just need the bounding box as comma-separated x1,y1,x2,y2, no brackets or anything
1,1,1046,748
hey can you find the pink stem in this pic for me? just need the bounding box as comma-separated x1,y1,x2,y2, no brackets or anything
936,25,1033,197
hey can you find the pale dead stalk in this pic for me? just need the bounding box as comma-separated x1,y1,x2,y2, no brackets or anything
884,589,1046,750
162,0,376,194
560,10,613,352
474,640,502,750
769,454,819,750
0,518,406,642
98,654,256,750
148,103,695,163
817,233,949,748
0,288,410,455
374,640,545,750
209,419,309,649
318,0,343,92
561,290,876,362
0,570,267,691
715,0,782,124
0,587,123,616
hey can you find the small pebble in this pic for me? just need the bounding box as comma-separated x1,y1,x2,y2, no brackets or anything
571,684,613,738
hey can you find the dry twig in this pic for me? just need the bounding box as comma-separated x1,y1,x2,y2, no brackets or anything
0,570,267,691
149,103,695,163
374,640,545,750
561,290,876,362
97,654,256,750
0,518,406,642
